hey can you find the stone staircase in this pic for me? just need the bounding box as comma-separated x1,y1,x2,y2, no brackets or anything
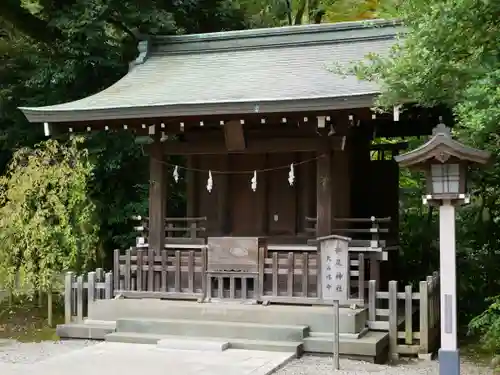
106,319,306,353
57,299,389,363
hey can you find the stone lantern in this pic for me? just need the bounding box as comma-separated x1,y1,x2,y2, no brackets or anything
394,122,490,375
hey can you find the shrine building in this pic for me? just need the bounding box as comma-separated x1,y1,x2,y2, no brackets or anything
19,19,442,363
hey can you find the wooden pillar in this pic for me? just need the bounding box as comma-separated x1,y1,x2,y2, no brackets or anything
216,155,229,235
148,131,166,254
186,156,197,218
298,152,315,234
331,144,351,229
316,149,332,237
261,153,269,236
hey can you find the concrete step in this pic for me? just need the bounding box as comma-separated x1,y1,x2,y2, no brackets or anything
105,332,302,354
106,332,162,344
90,299,367,334
303,330,389,358
83,319,117,327
228,338,302,354
56,321,116,340
157,337,229,352
116,318,309,342
309,328,369,340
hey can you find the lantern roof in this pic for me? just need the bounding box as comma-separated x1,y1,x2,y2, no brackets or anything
394,123,490,168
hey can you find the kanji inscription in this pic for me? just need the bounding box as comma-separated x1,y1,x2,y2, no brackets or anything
319,235,350,302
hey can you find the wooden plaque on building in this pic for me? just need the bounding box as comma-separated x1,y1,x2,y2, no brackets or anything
207,237,264,273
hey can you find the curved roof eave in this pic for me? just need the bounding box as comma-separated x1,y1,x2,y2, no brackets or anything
20,93,379,123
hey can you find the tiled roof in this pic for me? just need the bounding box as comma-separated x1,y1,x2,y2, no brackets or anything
20,19,402,123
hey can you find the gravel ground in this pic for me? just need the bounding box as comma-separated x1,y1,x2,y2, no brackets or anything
0,340,494,374
0,339,96,364
275,355,494,375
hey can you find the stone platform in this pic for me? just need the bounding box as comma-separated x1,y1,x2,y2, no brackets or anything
57,299,389,363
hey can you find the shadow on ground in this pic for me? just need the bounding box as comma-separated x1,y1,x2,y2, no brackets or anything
0,295,64,342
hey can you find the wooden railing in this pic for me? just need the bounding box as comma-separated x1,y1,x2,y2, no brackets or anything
106,242,368,306
261,248,319,303
64,269,114,323
132,216,207,240
112,244,207,300
305,216,391,248
261,248,366,305
367,272,440,360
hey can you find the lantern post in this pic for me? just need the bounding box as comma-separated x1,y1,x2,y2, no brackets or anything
395,123,490,375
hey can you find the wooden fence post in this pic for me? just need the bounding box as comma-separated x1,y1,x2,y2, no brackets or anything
148,249,155,291
272,252,278,296
137,249,143,291
404,285,412,345
257,245,265,300
358,253,365,301
76,275,84,323
95,268,104,299
87,271,96,304
388,280,399,361
124,249,132,291
113,249,120,291
418,279,431,359
96,268,104,281
190,222,197,239
368,280,377,322
426,275,434,333
64,272,73,324
105,272,113,299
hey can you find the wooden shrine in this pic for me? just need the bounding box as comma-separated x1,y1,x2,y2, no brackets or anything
19,19,449,304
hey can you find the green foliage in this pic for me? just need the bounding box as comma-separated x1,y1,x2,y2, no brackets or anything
0,137,98,293
469,295,500,353
85,132,149,265
397,171,439,286
348,0,500,349
0,0,252,263
237,0,393,27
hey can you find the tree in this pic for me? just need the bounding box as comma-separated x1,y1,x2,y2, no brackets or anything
349,0,500,346
238,0,392,27
0,137,98,324
0,0,249,268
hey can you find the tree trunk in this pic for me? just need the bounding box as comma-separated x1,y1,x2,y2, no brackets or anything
47,290,53,327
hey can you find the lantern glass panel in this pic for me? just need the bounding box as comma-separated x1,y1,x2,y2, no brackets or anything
431,163,460,194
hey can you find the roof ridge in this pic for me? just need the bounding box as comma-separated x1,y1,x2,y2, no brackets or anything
151,19,400,44
145,19,401,57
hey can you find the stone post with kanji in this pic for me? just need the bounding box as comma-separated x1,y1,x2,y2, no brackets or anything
317,234,351,303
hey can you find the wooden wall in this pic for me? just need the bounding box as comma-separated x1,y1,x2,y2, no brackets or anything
188,147,353,239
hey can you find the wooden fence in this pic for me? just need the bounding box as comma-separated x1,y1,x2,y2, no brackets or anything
64,269,113,323
109,243,367,304
305,216,392,248
367,272,440,360
63,264,440,359
112,245,207,300
260,247,366,305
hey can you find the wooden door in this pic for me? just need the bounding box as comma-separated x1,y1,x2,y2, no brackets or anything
267,153,297,236
229,154,266,236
